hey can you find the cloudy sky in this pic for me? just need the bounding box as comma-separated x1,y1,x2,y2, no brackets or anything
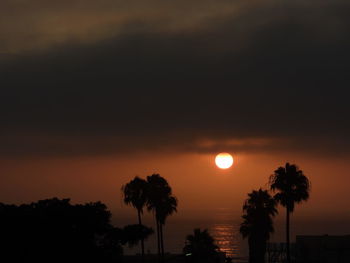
1,0,350,227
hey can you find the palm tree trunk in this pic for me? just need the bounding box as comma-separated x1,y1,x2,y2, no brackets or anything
156,218,161,257
261,239,267,263
249,236,266,263
160,223,164,258
248,237,255,263
286,207,291,263
137,209,145,258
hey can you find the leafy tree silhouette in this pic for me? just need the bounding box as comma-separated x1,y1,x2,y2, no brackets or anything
146,174,178,259
0,198,152,263
122,176,149,258
269,163,311,263
240,189,277,263
121,224,154,248
183,228,219,263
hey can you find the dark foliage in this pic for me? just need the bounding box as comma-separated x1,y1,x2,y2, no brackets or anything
183,228,220,263
240,189,277,263
146,174,178,257
122,176,150,257
269,163,311,263
121,224,154,248
0,198,152,263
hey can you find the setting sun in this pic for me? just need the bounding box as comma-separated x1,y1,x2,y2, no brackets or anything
215,153,234,169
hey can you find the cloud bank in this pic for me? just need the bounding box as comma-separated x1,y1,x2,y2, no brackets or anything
1,0,350,157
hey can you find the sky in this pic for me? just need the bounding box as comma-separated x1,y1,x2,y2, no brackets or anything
1,0,350,231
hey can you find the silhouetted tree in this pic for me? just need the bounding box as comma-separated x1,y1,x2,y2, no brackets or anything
0,198,152,263
158,195,178,256
121,224,154,248
122,176,149,257
269,163,310,263
146,174,178,259
183,228,219,263
240,189,277,263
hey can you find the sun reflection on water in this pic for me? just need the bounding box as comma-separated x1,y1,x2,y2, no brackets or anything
210,223,240,258
207,210,248,262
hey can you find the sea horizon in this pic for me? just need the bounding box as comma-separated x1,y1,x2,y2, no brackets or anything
113,207,350,259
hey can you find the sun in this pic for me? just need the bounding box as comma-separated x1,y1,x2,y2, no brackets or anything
215,153,234,169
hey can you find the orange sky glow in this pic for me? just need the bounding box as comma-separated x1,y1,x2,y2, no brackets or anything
1,151,348,220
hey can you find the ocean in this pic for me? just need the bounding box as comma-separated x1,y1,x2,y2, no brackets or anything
115,208,248,261
114,207,350,262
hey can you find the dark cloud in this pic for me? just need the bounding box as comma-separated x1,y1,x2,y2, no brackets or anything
1,1,350,157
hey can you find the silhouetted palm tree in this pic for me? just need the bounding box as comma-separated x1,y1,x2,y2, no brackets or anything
183,228,219,263
158,195,177,256
146,174,178,258
121,176,149,257
240,189,277,263
269,163,310,263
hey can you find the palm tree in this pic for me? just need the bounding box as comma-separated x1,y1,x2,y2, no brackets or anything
183,228,219,263
157,195,177,256
269,163,310,263
240,189,277,263
121,176,149,257
146,174,178,258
